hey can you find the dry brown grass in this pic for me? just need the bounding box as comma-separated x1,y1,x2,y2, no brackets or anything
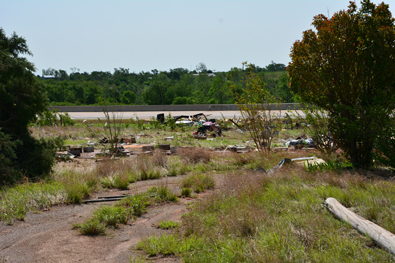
152,151,168,167
177,147,211,164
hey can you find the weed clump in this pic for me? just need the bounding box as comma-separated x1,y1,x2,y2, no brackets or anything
181,187,192,197
116,193,150,217
75,205,132,235
158,220,180,230
74,219,106,235
0,182,66,224
182,173,215,193
100,175,129,190
148,186,178,203
178,147,211,164
93,206,131,227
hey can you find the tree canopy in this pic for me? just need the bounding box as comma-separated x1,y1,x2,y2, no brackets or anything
40,62,292,106
0,28,55,185
288,0,395,169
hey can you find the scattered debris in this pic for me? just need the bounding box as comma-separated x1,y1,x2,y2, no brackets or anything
142,145,155,152
121,137,136,144
264,156,326,174
83,146,94,152
158,144,171,151
68,147,82,156
192,121,222,139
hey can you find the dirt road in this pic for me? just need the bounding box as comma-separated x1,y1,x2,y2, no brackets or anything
0,175,225,262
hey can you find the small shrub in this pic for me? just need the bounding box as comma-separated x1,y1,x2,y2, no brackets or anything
149,186,178,203
101,175,130,190
117,194,150,217
75,219,106,235
158,220,180,229
128,173,138,183
136,234,180,256
182,173,215,193
93,206,132,228
113,176,130,190
167,167,178,176
100,176,114,188
181,187,192,197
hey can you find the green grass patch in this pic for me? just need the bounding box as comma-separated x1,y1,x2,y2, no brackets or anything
148,186,178,203
116,193,151,217
0,181,66,224
158,220,180,230
74,205,132,235
93,205,132,227
73,218,106,235
181,187,192,197
182,173,215,193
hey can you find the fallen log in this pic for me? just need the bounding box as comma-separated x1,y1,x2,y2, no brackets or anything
325,197,395,255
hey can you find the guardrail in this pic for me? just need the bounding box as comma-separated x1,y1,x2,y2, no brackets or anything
50,103,303,112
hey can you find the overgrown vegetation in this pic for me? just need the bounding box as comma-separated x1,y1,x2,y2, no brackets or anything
0,29,57,186
137,168,395,262
229,62,282,152
288,0,395,169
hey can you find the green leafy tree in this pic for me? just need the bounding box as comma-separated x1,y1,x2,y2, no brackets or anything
288,0,395,169
0,28,55,185
143,73,170,105
120,90,136,104
229,62,280,152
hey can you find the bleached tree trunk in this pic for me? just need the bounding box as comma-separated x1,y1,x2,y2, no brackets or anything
325,197,395,255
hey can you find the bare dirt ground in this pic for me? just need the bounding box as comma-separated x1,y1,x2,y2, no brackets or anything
0,174,226,263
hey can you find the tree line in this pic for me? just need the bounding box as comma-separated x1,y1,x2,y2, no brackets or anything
40,61,292,106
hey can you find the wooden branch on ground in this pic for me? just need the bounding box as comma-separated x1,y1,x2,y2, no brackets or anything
325,197,395,255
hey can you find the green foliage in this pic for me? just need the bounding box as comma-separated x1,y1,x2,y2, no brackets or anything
120,90,136,104
137,171,395,262
74,219,106,236
93,206,132,228
136,234,179,257
182,173,215,193
158,220,180,230
37,109,75,126
181,187,192,197
148,186,178,202
305,159,352,173
288,1,395,169
0,129,22,185
42,62,289,106
0,29,57,185
100,176,129,190
295,106,339,155
117,194,150,217
59,170,92,204
229,62,281,152
0,182,66,224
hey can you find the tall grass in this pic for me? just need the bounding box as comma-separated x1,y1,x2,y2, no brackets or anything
138,169,395,262
0,182,66,224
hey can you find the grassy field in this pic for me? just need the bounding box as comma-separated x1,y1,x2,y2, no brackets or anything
1,117,394,262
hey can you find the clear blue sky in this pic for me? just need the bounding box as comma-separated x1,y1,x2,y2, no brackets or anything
2,0,394,74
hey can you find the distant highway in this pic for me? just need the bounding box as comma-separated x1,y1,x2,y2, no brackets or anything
67,110,303,120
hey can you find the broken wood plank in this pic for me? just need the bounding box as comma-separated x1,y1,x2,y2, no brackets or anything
83,198,121,203
325,197,395,255
98,195,127,199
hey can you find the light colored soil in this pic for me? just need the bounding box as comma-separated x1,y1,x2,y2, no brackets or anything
0,173,226,263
